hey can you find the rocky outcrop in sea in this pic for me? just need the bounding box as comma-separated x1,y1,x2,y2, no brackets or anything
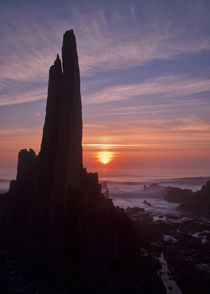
163,180,210,218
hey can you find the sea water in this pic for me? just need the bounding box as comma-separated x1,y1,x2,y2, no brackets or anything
0,179,10,193
101,176,210,218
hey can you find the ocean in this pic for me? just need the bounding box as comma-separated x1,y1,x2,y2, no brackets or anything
100,176,210,218
0,179,10,193
1,176,209,219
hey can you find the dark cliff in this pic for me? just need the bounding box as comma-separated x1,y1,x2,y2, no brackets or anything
0,30,165,293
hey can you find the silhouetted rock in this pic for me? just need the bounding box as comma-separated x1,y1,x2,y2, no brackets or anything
38,30,82,201
17,149,36,182
0,149,37,251
0,30,166,293
163,181,210,218
164,186,194,203
178,180,210,217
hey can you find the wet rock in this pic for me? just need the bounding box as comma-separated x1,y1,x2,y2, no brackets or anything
126,207,145,214
143,200,151,206
164,186,193,203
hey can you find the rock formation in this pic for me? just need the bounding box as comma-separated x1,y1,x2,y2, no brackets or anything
178,180,210,217
39,30,82,201
0,30,166,293
162,180,210,218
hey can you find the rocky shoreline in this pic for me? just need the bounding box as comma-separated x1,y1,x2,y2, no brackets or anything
125,200,210,294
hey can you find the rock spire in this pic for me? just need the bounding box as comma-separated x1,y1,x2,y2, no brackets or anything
39,29,83,200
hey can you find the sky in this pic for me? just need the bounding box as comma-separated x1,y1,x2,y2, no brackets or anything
0,0,210,181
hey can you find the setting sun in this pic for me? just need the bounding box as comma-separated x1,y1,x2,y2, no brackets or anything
98,151,113,165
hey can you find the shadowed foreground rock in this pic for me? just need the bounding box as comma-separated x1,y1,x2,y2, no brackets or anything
0,30,165,293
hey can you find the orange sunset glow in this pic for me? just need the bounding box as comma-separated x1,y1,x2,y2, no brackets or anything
0,0,210,182
98,151,113,165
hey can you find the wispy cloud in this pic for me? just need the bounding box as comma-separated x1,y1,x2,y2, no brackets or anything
0,0,210,106
0,78,47,106
83,143,138,147
1,0,210,79
2,73,210,107
83,116,210,152
85,75,210,104
74,0,210,74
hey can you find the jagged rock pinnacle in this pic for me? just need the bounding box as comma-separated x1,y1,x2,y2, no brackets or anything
62,30,78,74
39,29,82,199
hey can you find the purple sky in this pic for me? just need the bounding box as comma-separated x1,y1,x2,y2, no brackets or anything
0,0,210,180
